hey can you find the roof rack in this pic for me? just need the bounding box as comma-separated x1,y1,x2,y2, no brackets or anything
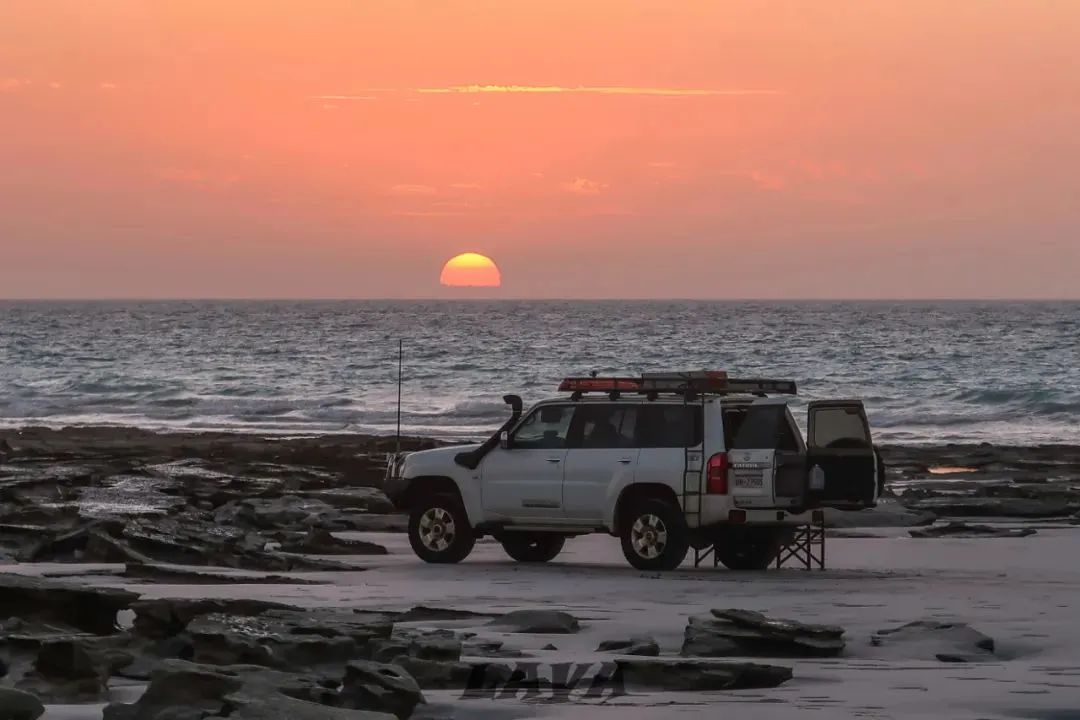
558,371,797,397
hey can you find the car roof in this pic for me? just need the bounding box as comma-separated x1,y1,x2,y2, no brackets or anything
532,395,767,406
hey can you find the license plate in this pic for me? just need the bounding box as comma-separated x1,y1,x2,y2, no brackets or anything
734,474,764,489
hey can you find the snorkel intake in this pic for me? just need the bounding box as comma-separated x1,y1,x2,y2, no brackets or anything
454,394,523,470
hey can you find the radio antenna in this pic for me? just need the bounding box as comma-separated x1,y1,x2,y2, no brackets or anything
395,339,403,455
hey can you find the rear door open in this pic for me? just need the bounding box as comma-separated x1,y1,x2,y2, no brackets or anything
806,400,877,509
726,399,806,510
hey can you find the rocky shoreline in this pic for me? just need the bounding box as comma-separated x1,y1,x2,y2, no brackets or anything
1,425,1079,718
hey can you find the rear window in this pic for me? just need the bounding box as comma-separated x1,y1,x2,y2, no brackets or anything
810,406,870,448
638,405,703,448
730,405,801,451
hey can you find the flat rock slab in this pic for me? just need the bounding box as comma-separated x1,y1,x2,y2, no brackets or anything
393,606,498,623
485,610,580,634
870,620,996,662
341,660,425,718
909,522,1037,539
682,609,845,658
122,562,330,585
102,660,342,720
596,635,660,656
616,658,793,691
0,573,138,635
210,693,396,720
0,687,45,720
903,496,1075,518
189,609,394,670
131,597,301,640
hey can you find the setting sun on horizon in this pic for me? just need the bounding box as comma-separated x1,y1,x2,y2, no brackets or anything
440,253,502,288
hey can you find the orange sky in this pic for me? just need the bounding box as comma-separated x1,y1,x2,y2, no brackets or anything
1,1,1078,298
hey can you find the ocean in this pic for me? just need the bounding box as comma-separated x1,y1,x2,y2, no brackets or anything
1,300,1078,445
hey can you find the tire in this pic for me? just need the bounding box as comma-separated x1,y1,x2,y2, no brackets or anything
619,498,690,571
408,493,476,564
500,533,565,563
715,528,785,571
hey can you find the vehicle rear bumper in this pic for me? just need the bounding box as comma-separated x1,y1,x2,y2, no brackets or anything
698,504,820,527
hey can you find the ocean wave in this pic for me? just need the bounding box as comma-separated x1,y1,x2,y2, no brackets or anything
3,300,1080,445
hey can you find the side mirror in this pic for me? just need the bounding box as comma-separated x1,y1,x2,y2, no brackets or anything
499,431,510,449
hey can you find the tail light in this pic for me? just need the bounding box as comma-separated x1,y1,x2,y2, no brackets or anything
706,452,729,494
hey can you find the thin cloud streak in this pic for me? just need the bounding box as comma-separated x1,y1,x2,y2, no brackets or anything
315,85,782,100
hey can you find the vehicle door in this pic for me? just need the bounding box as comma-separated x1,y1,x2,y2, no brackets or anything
634,403,704,516
726,399,806,510
561,403,640,523
806,400,878,509
480,404,574,520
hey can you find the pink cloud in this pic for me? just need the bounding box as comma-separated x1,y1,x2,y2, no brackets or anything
0,78,31,92
562,177,608,195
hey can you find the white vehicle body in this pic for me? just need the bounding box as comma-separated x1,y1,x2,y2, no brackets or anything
386,374,881,570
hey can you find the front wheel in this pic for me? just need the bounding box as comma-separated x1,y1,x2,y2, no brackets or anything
408,494,476,564
619,499,689,571
500,533,565,563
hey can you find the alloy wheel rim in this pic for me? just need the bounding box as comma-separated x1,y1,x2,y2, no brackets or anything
418,507,456,552
630,513,668,559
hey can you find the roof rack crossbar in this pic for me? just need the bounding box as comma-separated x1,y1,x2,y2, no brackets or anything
558,374,797,396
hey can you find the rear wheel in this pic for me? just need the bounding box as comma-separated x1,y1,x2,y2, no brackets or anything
408,493,476,564
715,528,786,571
619,498,689,571
500,533,565,563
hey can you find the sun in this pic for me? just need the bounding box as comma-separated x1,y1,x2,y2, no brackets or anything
440,252,502,288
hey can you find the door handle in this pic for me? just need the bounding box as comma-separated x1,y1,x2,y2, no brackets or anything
546,457,562,463
617,459,633,464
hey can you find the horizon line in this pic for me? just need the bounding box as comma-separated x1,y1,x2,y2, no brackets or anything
1,297,1078,303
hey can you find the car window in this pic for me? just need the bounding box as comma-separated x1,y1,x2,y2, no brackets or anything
639,405,703,448
569,405,638,449
512,405,575,449
731,404,787,449
811,406,870,449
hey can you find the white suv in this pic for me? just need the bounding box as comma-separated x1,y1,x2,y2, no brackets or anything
384,372,881,571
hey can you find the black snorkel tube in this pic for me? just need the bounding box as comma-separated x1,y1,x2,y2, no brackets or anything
454,394,523,469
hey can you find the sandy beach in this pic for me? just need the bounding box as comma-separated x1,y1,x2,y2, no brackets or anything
2,427,1079,720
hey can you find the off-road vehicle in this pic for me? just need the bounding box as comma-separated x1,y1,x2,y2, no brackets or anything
385,371,881,571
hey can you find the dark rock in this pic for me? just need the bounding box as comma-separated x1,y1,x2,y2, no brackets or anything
275,528,387,556
903,496,1074,518
365,629,462,665
122,563,327,585
188,609,393,670
461,639,525,658
0,574,138,635
681,609,845,658
870,620,996,662
340,660,424,719
393,657,511,691
597,635,660,656
210,693,396,720
103,660,341,720
15,635,135,702
0,688,44,720
213,497,344,531
909,522,1037,539
131,598,300,640
824,500,935,528
295,488,395,514
485,610,580,634
616,658,792,691
393,606,495,623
